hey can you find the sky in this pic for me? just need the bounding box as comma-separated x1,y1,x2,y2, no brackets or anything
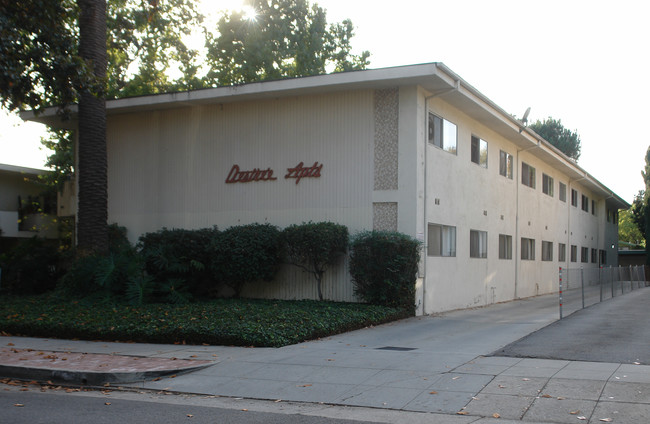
1,0,648,204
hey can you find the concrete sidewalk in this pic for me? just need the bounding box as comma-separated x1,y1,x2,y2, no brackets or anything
3,289,650,423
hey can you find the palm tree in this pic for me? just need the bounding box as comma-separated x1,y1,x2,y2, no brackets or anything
77,0,109,254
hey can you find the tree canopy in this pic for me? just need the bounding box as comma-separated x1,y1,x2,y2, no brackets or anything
630,146,650,262
205,0,370,85
529,117,582,162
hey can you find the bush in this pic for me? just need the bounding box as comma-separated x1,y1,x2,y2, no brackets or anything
57,224,146,303
137,227,219,298
0,237,63,295
211,223,282,297
281,221,348,300
349,231,421,311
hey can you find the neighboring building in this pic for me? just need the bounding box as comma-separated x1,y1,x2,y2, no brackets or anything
24,63,629,315
0,163,58,251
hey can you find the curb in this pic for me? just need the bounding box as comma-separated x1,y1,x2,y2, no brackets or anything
0,362,214,386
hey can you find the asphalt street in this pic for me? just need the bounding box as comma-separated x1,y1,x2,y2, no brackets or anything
493,286,650,364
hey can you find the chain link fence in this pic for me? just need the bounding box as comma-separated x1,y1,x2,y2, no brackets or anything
558,265,648,319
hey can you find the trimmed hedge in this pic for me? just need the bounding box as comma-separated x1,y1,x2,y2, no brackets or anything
137,227,219,298
350,231,421,311
211,223,282,297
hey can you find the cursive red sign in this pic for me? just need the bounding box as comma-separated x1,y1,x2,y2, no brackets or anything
285,162,323,184
225,164,278,183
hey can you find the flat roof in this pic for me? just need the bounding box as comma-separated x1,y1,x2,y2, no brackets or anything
20,62,629,209
0,163,46,176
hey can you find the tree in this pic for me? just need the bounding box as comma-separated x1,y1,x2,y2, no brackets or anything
619,208,644,247
633,146,650,263
204,0,370,86
0,0,109,254
529,117,582,161
281,222,348,301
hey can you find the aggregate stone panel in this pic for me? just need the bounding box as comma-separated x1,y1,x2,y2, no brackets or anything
601,381,650,404
538,378,606,401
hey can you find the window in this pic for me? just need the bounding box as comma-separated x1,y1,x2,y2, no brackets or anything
499,150,513,179
499,234,512,259
581,246,589,263
607,209,612,223
541,241,553,261
592,200,596,216
559,243,566,262
542,174,554,197
570,245,577,262
582,195,589,212
521,237,535,260
591,248,597,263
470,230,488,258
522,162,536,188
428,223,456,257
571,189,578,207
428,112,457,154
471,136,488,168
600,250,607,265
559,182,567,202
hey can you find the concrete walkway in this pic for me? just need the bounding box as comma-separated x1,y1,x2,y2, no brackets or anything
3,288,650,423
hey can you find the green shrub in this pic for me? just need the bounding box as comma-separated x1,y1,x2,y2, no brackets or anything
349,231,421,311
57,225,145,303
211,223,282,297
137,227,219,297
0,237,63,295
281,221,348,300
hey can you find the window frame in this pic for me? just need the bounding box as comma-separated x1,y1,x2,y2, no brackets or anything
521,237,536,260
559,182,567,202
581,246,589,263
582,194,589,212
542,174,554,197
499,150,514,179
427,223,457,257
521,162,536,189
428,112,457,154
499,234,513,260
542,240,553,261
559,243,567,262
571,189,578,207
470,229,488,258
471,136,488,168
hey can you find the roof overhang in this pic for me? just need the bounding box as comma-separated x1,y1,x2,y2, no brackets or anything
19,62,629,209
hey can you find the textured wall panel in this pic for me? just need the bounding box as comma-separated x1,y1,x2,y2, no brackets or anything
374,88,399,190
373,202,398,231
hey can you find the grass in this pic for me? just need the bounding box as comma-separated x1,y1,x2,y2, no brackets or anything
0,293,411,347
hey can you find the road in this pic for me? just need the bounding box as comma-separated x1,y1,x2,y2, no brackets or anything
493,286,650,364
1,386,391,424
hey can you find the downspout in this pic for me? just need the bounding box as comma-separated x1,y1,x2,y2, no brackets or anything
515,141,541,299
422,80,459,315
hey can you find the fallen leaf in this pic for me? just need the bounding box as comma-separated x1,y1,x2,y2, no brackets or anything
600,419,613,423
577,417,587,420
456,411,468,415
190,355,197,358
152,377,161,381
493,413,500,418
104,402,111,406
570,410,581,415
170,375,177,378
297,384,312,387
241,409,248,412
14,403,24,407
498,384,506,389
429,391,438,395
186,414,193,418
7,343,14,346
558,396,566,400
522,378,530,381
541,394,552,398
104,383,111,387
452,376,460,380
19,388,29,392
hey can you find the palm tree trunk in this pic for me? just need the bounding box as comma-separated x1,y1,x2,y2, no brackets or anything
77,0,109,255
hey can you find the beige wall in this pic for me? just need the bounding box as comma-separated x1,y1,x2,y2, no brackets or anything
422,95,618,313
107,90,376,302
